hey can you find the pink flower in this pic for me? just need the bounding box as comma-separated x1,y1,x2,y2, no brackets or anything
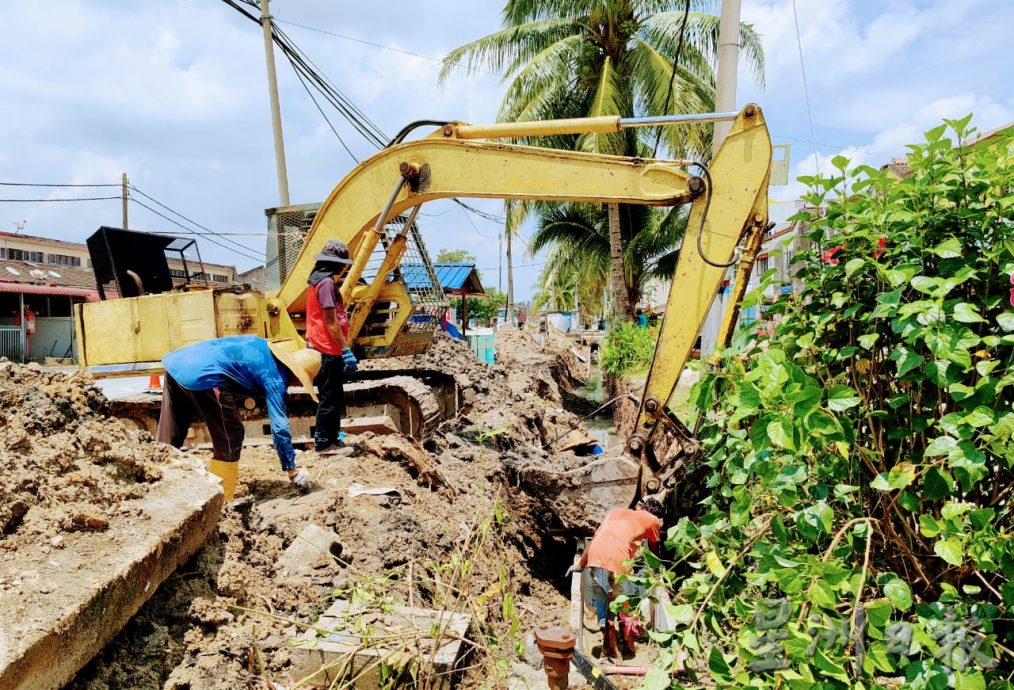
821,245,845,265
1009,273,1013,308
872,237,887,259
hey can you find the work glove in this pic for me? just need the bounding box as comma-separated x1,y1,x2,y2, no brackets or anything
288,468,311,492
565,564,582,578
341,347,358,374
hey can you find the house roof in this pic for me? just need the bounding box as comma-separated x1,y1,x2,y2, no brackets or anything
400,262,485,295
0,282,98,301
0,258,98,289
882,157,912,179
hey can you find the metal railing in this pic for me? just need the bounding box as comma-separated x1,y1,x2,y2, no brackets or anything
0,326,24,363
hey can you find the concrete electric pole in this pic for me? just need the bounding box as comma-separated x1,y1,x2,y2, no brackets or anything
260,0,290,207
121,173,129,230
712,0,741,149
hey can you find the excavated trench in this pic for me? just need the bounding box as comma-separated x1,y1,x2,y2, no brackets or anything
13,329,613,690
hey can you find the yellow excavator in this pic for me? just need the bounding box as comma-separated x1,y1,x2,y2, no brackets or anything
74,104,771,509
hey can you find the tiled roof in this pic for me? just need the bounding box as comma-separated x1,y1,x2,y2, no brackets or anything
883,157,912,179
0,258,97,289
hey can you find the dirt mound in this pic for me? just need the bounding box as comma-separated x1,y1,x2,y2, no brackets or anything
0,361,198,553
364,330,584,450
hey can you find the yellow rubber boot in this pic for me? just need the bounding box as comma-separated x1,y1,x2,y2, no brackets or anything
209,460,239,502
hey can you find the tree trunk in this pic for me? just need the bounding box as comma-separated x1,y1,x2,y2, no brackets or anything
608,203,634,322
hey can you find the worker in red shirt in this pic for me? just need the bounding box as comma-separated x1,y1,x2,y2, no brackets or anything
571,508,662,659
305,240,357,454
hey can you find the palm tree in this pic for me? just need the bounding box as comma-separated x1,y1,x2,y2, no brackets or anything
440,0,764,319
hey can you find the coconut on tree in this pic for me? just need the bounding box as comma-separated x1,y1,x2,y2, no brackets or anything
440,0,764,321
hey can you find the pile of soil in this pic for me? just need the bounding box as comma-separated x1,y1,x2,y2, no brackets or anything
68,331,602,689
364,330,586,451
0,360,200,556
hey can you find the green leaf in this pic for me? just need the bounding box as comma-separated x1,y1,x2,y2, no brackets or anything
998,312,1014,332
641,666,670,690
894,348,925,377
708,646,732,678
953,670,986,690
665,603,694,624
919,514,941,538
929,237,962,258
871,463,915,491
934,537,964,566
766,418,796,451
858,332,880,349
883,578,913,610
826,385,860,411
953,302,984,323
811,579,836,609
844,257,865,276
923,467,955,500
924,436,958,457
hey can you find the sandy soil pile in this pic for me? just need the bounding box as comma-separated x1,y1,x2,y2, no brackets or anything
364,330,586,451
0,360,197,556
69,332,595,690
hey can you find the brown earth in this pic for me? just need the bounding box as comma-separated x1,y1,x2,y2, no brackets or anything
60,329,609,689
0,361,200,553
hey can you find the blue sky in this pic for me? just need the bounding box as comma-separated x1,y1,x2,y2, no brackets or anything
0,0,1011,300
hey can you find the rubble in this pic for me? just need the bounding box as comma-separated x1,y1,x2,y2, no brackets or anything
0,360,222,690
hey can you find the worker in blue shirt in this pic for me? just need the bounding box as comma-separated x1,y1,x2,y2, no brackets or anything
156,335,321,501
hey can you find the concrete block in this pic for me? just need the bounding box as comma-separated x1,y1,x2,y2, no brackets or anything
275,524,341,578
289,600,472,689
0,464,223,690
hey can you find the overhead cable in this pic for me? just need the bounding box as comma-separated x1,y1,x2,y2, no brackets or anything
128,198,265,262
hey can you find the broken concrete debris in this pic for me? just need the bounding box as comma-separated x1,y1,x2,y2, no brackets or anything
275,524,343,578
289,599,472,689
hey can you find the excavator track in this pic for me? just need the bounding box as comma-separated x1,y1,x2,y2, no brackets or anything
109,369,458,448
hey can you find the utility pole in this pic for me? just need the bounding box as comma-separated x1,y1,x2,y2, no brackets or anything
712,0,741,149
260,0,290,207
121,173,129,229
505,203,516,327
498,231,503,292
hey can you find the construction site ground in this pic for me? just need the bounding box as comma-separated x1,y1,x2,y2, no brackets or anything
0,328,663,690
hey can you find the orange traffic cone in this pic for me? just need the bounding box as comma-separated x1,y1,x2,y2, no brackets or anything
148,374,161,390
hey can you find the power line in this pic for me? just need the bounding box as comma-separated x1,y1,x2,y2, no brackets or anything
274,17,499,77
653,0,692,158
790,0,820,174
772,133,895,160
0,182,120,188
128,198,265,262
128,185,264,258
0,196,120,202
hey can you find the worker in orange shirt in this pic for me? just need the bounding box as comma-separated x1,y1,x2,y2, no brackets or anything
570,508,662,659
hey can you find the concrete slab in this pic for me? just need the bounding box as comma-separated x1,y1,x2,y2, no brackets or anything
290,600,472,689
0,464,223,690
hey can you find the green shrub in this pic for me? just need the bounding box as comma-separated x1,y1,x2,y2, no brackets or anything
601,321,657,375
634,117,1013,688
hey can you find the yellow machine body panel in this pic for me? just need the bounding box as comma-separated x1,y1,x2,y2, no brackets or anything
76,289,263,369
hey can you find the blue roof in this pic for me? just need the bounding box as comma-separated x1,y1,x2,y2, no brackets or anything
400,262,484,294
